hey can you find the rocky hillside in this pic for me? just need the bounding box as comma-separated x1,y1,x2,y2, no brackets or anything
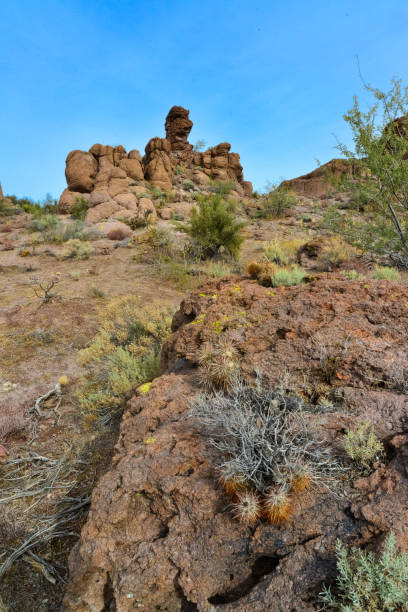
58,106,252,221
63,276,408,611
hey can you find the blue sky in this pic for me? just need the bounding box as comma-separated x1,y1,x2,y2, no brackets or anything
1,0,407,200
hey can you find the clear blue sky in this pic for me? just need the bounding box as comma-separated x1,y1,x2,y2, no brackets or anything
1,0,407,200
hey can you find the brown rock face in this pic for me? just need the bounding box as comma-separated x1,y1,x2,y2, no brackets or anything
280,158,354,198
143,137,173,190
63,277,408,611
0,183,3,199
65,150,98,193
165,105,193,152
58,106,252,213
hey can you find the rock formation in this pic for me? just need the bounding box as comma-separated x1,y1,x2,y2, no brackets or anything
280,158,354,198
63,277,408,611
0,182,3,199
58,106,252,216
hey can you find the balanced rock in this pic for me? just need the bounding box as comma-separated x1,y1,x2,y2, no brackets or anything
165,105,193,153
58,106,252,214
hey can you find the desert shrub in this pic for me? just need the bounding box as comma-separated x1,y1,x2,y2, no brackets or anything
336,77,408,265
180,193,245,259
190,379,340,524
319,237,356,270
270,265,306,287
61,239,94,259
70,196,89,220
340,269,365,280
263,238,306,265
342,421,383,470
90,286,106,298
146,226,173,249
255,186,297,219
29,213,59,233
77,295,172,425
183,180,195,192
175,164,186,175
373,265,401,281
0,199,20,216
107,227,128,241
30,217,93,243
208,179,236,196
319,533,408,611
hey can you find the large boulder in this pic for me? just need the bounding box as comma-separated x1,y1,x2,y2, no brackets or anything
58,189,90,214
119,157,144,182
85,200,123,223
143,137,173,190
63,277,408,611
65,150,97,193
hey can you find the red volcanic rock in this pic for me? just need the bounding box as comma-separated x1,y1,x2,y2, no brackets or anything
63,277,408,610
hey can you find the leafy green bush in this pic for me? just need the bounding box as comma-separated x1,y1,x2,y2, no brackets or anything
320,533,408,610
70,196,89,220
181,193,245,259
373,265,401,281
270,265,306,287
255,186,297,219
337,77,408,261
77,295,172,426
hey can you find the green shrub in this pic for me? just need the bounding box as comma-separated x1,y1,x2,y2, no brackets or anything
337,77,408,260
37,219,95,243
183,180,195,191
29,214,59,233
319,533,408,610
340,269,365,280
61,239,94,259
263,238,306,265
70,196,89,220
270,265,306,287
175,164,186,175
342,421,383,469
77,295,172,425
0,199,20,216
208,179,236,196
255,186,297,219
180,193,245,259
373,265,401,281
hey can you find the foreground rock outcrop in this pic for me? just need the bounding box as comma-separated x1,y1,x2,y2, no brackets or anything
58,106,252,217
63,277,408,611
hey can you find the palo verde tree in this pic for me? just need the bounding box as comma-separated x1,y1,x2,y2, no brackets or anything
337,76,408,265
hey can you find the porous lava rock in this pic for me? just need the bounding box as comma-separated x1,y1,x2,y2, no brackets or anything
63,277,408,611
